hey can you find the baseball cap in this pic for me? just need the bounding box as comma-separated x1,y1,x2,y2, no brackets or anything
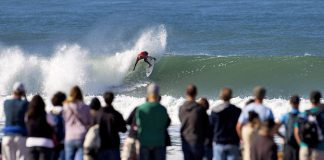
13,82,25,93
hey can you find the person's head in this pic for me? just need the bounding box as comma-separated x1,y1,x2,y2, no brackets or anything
103,92,114,106
90,97,101,111
142,51,148,56
68,86,83,103
310,91,322,106
290,95,300,109
245,99,255,106
27,95,46,119
253,86,266,102
198,97,209,111
146,83,160,102
186,84,197,100
12,82,26,98
51,92,66,107
219,87,232,102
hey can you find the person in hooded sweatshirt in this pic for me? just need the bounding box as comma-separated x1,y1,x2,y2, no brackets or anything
179,84,209,160
26,95,55,160
50,91,67,160
210,88,241,160
97,92,127,160
63,86,92,160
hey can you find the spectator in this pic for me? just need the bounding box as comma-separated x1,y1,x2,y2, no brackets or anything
2,82,29,160
245,99,255,106
83,97,102,160
210,88,241,160
63,86,92,160
25,95,55,160
236,86,274,139
242,111,260,160
179,84,209,160
122,106,140,160
198,98,213,160
89,97,101,124
136,83,171,160
250,120,278,160
276,95,300,160
97,92,127,160
294,91,324,160
50,92,67,160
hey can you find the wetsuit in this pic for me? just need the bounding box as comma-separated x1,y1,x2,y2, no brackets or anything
133,51,155,71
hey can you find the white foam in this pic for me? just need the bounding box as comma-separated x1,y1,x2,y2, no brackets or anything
0,25,167,96
0,94,312,126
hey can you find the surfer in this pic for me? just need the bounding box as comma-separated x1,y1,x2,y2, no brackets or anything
133,51,156,71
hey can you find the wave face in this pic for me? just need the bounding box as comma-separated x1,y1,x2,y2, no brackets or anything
144,55,324,98
0,25,167,96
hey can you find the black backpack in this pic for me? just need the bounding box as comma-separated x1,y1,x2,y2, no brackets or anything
285,113,299,148
298,108,324,148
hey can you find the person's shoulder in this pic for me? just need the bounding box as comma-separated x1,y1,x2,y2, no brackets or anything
137,102,152,111
138,102,149,108
157,103,167,110
3,98,11,106
279,112,290,123
113,108,124,119
229,103,241,111
112,107,122,115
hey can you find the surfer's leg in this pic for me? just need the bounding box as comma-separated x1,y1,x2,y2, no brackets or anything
144,59,152,67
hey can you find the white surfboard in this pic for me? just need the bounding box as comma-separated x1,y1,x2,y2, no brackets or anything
146,57,155,77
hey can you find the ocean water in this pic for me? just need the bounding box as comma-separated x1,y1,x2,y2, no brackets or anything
1,0,324,158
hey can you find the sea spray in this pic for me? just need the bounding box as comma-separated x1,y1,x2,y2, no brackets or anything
0,25,167,96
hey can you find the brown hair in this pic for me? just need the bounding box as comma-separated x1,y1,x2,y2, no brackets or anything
219,87,232,101
67,86,83,103
27,95,46,119
186,84,197,98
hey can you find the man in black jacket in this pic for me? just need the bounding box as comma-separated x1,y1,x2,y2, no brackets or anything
97,92,127,160
179,84,209,160
210,88,241,160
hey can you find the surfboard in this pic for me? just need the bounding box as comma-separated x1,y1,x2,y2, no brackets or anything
146,57,155,77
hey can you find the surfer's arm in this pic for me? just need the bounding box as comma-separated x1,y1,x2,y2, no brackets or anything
133,59,139,71
148,56,156,60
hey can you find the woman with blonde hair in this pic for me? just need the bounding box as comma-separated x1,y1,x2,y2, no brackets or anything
63,86,91,160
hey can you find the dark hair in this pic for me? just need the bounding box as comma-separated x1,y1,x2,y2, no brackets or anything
51,92,66,106
69,86,83,102
310,91,322,105
248,111,259,122
290,95,300,105
90,97,101,110
245,99,255,106
198,97,209,110
186,84,197,98
103,92,114,105
27,95,46,119
219,87,232,101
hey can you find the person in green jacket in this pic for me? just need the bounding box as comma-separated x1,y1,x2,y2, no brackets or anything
136,83,171,160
